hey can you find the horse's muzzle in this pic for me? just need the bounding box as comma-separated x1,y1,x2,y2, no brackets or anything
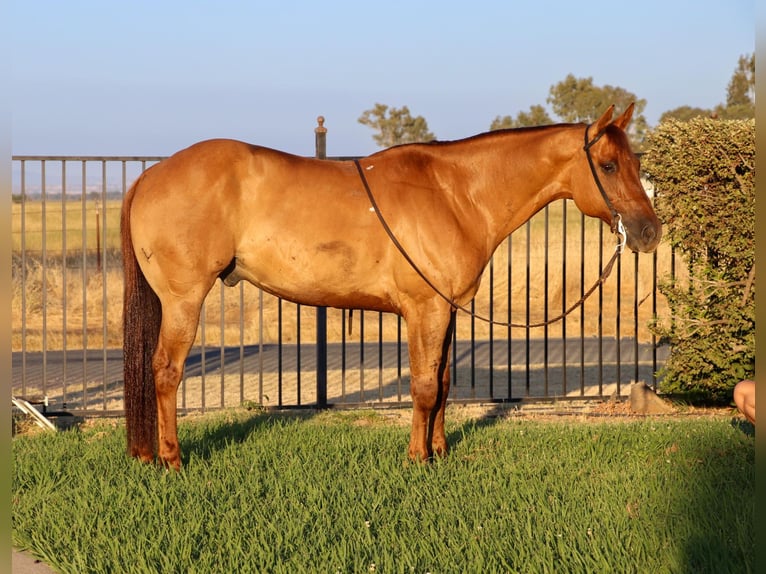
641,223,660,247
628,221,662,253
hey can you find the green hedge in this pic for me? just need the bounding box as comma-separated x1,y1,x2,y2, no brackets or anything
642,118,755,402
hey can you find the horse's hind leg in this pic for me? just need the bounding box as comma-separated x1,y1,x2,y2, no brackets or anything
405,305,456,461
153,297,205,470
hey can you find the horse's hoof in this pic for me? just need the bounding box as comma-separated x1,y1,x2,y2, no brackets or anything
159,456,182,471
431,436,449,457
407,448,432,463
432,444,449,458
129,450,155,465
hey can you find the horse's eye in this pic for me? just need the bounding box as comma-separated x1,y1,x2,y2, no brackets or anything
601,162,617,174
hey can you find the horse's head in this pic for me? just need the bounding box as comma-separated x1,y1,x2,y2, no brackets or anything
572,104,661,253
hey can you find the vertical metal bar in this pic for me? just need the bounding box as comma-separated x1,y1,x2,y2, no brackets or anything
181,330,188,412
296,304,301,406
315,117,328,407
651,250,658,391
121,161,128,411
506,234,512,399
20,161,27,397
81,161,88,408
378,312,383,402
470,299,476,395
543,206,549,397
95,200,101,273
633,252,640,384
41,160,47,398
451,314,457,395
396,315,402,401
61,161,67,407
579,212,585,395
669,245,676,365
101,161,108,410
597,222,604,395
488,254,494,398
200,300,206,413
615,250,622,396
341,310,347,402
239,282,245,404
277,299,283,406
316,300,328,396
220,284,225,408
561,200,567,396
525,220,531,396
258,289,264,405
359,311,365,402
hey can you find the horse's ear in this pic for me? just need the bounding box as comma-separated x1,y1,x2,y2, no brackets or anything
612,102,635,131
592,105,615,134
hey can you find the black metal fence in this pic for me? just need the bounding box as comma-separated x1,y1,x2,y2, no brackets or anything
11,118,673,416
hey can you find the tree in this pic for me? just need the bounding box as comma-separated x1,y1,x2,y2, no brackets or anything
659,53,755,123
490,104,553,131
644,118,754,400
546,74,648,148
659,106,713,123
714,53,755,119
358,103,436,148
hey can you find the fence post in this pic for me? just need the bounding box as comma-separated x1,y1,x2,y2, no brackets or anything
315,116,329,408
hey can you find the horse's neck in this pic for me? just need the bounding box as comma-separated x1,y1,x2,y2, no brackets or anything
450,126,579,245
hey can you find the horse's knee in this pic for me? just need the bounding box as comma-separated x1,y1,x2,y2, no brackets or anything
411,376,440,412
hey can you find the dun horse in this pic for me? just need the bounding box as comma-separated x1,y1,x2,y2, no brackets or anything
122,104,661,469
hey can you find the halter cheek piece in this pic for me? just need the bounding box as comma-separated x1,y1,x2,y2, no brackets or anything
583,124,627,254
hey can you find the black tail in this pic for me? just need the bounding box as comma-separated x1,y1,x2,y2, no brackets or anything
121,177,161,461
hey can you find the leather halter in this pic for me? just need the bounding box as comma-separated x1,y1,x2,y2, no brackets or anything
583,124,627,251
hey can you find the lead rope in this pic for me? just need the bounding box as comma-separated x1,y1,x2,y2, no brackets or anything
352,125,625,329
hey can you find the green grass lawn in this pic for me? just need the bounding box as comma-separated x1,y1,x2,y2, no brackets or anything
13,408,754,573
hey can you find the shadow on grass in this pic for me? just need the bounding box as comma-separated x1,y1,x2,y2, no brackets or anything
676,431,755,572
730,417,755,438
175,400,510,467
178,408,319,465
444,401,518,455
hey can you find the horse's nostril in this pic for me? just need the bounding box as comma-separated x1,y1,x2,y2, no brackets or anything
641,225,657,245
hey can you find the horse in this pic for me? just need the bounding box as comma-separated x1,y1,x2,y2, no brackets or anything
121,103,661,470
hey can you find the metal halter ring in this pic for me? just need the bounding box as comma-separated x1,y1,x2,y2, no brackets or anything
615,214,627,254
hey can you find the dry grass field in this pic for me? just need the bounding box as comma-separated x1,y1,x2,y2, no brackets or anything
12,198,679,353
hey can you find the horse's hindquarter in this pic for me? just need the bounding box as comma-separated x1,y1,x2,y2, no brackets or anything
128,141,254,301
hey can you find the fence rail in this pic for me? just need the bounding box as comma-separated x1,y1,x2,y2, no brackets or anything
11,119,673,416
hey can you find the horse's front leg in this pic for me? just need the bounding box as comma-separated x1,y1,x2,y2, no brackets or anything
406,306,456,461
430,316,453,457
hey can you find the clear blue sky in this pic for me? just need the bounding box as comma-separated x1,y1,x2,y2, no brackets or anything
11,0,754,157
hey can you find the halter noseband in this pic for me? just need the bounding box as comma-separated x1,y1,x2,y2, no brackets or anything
583,124,626,253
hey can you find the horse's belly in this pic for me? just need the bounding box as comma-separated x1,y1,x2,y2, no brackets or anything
230,239,397,312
